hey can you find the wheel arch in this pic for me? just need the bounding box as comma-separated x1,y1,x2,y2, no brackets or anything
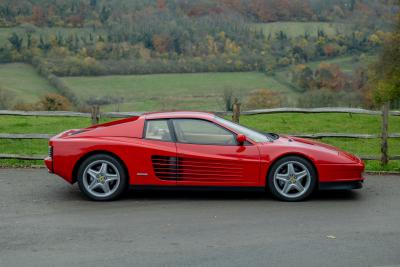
265,152,319,185
71,150,130,184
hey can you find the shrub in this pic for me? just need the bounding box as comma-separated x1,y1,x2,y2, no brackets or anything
245,89,282,109
39,93,72,111
297,89,364,108
0,86,15,109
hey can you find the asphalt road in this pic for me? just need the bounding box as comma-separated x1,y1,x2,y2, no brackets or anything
0,169,399,267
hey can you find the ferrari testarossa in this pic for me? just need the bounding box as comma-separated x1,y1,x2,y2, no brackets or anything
45,111,364,201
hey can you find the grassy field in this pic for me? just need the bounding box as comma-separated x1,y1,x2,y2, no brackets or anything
252,22,352,37
0,113,399,171
62,72,298,111
0,52,376,111
0,63,56,106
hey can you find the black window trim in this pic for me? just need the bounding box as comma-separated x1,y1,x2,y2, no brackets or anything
170,118,241,146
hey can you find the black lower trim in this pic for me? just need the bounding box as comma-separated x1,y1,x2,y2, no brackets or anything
130,185,266,192
319,181,363,190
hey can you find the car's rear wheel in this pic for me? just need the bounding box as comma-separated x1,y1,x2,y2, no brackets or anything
77,154,127,201
267,156,316,202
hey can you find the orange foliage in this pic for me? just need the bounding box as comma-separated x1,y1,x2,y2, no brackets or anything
152,34,170,54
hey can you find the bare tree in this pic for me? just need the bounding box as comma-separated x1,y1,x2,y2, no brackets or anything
218,88,236,112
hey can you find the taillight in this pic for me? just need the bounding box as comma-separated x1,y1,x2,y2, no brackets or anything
48,146,53,158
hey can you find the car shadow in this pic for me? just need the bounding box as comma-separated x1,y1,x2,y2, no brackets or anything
57,184,362,203
119,188,362,202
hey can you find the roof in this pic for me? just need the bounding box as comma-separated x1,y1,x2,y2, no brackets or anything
143,111,216,120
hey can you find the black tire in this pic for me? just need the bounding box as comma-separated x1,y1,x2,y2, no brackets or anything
267,156,317,202
77,154,128,201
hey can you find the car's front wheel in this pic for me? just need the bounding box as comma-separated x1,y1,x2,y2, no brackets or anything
267,156,316,201
77,154,127,201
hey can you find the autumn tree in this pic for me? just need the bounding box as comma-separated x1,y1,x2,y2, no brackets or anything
369,10,400,165
370,14,400,106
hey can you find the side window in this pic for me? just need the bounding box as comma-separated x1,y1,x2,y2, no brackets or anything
172,119,236,145
145,120,172,141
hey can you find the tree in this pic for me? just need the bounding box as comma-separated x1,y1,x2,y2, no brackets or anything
100,6,111,24
31,6,46,26
369,12,400,166
8,33,23,52
221,88,235,111
370,16,400,105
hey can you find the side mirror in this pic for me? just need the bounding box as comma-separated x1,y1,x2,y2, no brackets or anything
236,134,247,145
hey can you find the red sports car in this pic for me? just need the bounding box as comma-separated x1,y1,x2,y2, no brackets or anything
44,111,364,201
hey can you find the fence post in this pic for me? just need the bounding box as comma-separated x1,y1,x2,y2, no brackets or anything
381,102,389,166
91,105,100,125
232,98,241,123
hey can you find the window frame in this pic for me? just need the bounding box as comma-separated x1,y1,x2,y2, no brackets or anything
170,118,240,146
143,119,176,142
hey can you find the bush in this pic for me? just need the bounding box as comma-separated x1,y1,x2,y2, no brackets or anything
13,102,40,111
297,89,364,108
0,87,15,109
245,89,282,109
39,93,72,111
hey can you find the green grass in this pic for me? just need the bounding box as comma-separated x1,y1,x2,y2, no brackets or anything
0,113,399,171
0,63,56,105
305,54,377,73
252,22,352,37
239,113,400,134
0,115,106,134
62,72,297,111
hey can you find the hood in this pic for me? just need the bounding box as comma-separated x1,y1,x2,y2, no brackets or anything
279,135,361,162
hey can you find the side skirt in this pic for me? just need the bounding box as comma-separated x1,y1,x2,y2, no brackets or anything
130,185,266,192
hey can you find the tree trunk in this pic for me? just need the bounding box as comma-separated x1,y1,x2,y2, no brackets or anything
381,102,389,166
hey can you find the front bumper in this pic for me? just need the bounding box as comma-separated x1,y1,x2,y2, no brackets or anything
319,180,363,190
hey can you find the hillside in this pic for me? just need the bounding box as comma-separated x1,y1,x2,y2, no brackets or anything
0,0,398,111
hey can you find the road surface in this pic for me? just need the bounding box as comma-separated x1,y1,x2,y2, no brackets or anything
0,169,399,267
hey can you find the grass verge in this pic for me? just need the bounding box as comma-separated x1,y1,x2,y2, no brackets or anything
1,113,399,171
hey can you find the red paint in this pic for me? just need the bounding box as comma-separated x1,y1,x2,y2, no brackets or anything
45,111,365,188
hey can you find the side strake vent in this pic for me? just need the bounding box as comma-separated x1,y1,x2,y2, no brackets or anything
151,155,244,181
151,156,179,180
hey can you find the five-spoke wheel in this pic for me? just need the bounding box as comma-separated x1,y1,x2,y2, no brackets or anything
77,154,127,201
268,156,316,201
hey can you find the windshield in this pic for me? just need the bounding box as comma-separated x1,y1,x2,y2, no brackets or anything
215,117,271,143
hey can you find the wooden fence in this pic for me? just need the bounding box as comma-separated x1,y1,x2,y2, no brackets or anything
0,107,399,163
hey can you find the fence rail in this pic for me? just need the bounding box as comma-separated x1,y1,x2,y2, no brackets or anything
1,133,400,140
1,108,400,118
1,108,399,163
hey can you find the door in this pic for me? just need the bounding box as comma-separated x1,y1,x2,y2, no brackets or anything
134,119,177,185
172,119,261,186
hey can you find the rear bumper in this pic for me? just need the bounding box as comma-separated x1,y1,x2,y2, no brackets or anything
319,180,363,190
44,156,53,173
